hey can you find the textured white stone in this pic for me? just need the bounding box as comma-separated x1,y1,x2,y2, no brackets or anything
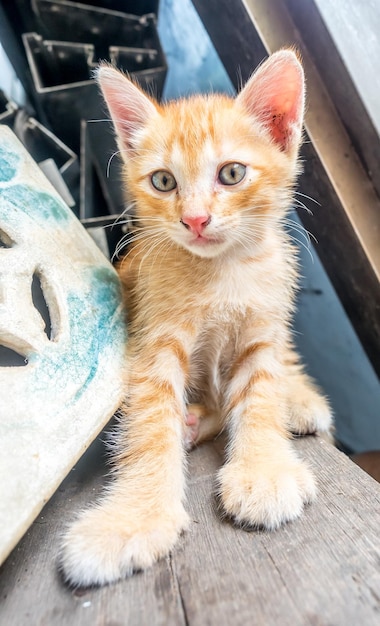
0,127,127,564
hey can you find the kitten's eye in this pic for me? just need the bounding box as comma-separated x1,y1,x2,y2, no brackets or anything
218,163,246,186
151,170,177,192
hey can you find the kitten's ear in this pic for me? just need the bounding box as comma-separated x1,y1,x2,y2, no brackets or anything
95,64,158,153
237,49,304,153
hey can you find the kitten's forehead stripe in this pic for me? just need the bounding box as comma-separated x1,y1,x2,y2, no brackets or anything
162,96,239,181
174,101,215,179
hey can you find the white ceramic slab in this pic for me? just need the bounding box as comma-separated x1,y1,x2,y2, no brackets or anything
0,127,127,564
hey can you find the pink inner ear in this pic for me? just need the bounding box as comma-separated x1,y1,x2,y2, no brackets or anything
268,71,303,147
238,51,305,152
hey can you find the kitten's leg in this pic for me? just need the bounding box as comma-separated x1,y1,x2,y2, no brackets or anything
184,403,223,448
60,336,191,587
284,351,333,436
218,337,316,530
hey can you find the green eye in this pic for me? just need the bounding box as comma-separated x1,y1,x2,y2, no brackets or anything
151,170,177,192
218,163,246,185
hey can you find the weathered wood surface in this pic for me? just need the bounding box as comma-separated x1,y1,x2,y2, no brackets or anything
0,433,379,625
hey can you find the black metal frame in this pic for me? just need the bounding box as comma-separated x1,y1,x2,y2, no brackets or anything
0,0,167,258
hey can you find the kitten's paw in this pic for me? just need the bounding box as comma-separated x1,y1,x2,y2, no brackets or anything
217,457,316,530
287,382,333,436
184,404,222,448
183,405,202,449
60,504,190,587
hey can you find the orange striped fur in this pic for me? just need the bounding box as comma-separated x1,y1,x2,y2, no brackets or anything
60,50,332,587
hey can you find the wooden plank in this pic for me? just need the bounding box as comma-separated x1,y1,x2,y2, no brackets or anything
0,434,379,625
0,434,187,626
190,0,380,377
284,0,380,199
179,439,380,626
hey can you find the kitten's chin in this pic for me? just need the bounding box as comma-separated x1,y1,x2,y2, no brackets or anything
181,237,232,259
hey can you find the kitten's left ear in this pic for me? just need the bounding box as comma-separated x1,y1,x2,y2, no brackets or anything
95,64,158,154
237,49,305,154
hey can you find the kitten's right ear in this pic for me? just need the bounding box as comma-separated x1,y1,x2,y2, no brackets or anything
95,64,158,153
237,50,304,154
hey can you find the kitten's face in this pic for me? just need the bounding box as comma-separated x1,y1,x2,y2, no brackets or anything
97,50,304,259
126,96,294,259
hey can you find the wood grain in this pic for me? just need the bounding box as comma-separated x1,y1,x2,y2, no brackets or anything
1,433,379,625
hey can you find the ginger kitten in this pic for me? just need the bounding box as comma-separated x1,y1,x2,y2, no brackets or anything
60,50,332,587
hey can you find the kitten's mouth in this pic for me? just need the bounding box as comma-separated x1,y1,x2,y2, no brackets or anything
190,234,222,246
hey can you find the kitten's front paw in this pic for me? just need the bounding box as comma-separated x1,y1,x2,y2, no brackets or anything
217,457,316,530
60,503,190,587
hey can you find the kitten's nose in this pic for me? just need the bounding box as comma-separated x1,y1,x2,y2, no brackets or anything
180,214,211,235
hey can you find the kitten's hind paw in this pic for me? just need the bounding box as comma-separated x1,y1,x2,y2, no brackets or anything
288,389,333,438
184,403,223,449
59,503,189,587
183,408,202,450
286,375,333,437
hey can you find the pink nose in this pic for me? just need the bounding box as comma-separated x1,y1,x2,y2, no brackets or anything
181,214,211,235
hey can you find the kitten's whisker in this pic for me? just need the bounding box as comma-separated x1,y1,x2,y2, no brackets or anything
126,227,168,244
86,118,113,123
121,234,159,271
120,234,161,262
287,233,315,263
295,191,321,206
292,201,313,218
101,219,131,230
233,225,265,252
137,231,171,277
107,151,123,177
293,198,313,214
113,221,161,259
282,218,317,245
282,218,311,236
